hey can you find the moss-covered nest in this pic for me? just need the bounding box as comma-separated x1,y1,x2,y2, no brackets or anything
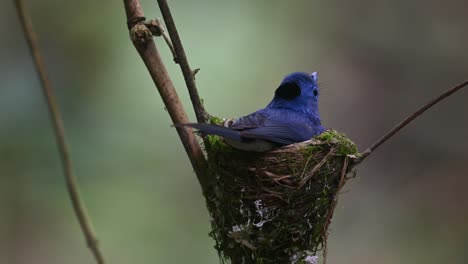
204,122,359,264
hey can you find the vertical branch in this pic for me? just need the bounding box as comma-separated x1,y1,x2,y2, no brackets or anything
123,0,210,192
13,0,106,263
156,0,209,124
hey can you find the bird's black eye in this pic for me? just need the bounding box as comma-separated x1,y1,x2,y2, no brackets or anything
275,82,301,100
313,89,318,97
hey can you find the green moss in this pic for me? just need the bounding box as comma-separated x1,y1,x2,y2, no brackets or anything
316,130,358,156
204,116,230,153
209,116,224,125
205,135,232,153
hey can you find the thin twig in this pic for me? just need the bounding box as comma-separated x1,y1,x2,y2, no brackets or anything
13,1,106,263
156,0,209,123
144,18,178,62
123,0,210,192
354,79,468,166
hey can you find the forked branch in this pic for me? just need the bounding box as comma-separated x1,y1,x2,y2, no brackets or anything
123,0,210,192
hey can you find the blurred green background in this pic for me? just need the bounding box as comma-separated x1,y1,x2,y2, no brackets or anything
1,0,468,263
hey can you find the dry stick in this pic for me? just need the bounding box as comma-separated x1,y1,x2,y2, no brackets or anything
156,0,209,124
354,79,468,166
13,0,106,263
123,0,210,192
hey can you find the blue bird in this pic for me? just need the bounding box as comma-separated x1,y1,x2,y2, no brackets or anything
179,72,324,152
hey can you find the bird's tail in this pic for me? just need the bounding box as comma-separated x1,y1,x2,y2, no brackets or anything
174,123,242,142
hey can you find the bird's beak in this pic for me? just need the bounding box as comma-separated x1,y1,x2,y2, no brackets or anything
311,72,318,82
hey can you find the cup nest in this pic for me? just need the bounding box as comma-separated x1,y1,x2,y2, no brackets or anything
204,127,359,264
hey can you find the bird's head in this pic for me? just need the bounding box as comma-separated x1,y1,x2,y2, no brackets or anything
268,72,320,114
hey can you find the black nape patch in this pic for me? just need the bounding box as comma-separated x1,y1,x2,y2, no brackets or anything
275,82,301,100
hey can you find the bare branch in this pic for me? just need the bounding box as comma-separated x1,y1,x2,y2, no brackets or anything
13,0,106,263
123,0,210,192
156,0,209,123
355,79,468,166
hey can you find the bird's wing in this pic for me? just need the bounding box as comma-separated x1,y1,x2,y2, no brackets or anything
231,111,317,145
176,110,321,146
229,111,269,130
240,119,316,145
